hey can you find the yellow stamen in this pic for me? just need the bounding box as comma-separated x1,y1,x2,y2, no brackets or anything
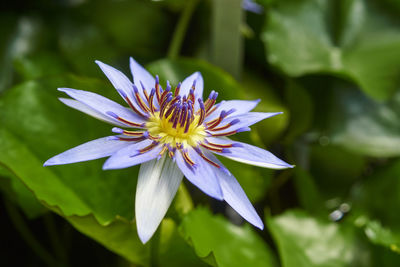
146,112,206,148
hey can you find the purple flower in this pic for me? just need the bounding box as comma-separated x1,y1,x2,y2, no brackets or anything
44,58,293,243
242,0,263,14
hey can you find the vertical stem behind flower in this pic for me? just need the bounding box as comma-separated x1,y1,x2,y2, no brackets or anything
167,0,200,59
211,0,244,79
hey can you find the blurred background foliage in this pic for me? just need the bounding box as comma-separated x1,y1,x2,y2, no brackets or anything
1,0,400,266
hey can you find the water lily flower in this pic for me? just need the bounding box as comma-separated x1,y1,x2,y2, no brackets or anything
44,58,293,244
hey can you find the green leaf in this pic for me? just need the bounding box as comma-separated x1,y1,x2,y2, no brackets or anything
262,0,400,100
309,144,365,197
0,165,46,219
180,207,276,267
67,215,204,266
0,15,48,92
267,210,361,267
328,85,400,157
293,168,324,214
352,159,400,227
354,217,400,254
14,52,67,81
242,72,289,145
58,23,117,77
0,76,147,263
84,0,173,58
67,215,149,265
284,81,313,143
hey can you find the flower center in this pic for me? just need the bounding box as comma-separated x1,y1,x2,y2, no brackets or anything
146,112,206,148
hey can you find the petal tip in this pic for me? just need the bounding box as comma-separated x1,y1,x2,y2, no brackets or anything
43,161,51,167
43,158,57,166
137,229,152,244
255,222,264,230
94,60,104,66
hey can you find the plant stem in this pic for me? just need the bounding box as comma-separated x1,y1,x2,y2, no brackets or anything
167,0,200,59
211,0,244,79
4,199,59,267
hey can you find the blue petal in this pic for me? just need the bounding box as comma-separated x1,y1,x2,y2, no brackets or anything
58,88,145,126
44,136,130,166
130,57,155,96
59,98,127,127
217,165,264,229
179,72,204,108
102,139,161,170
209,112,282,134
95,60,139,102
200,150,263,228
206,137,293,169
175,148,223,200
205,99,260,122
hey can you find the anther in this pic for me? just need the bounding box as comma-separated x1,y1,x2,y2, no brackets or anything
140,81,150,102
164,102,178,119
174,82,181,96
188,88,195,102
139,141,159,154
179,103,188,126
205,140,237,148
206,127,249,137
116,89,147,118
197,98,206,126
209,118,240,131
148,88,156,113
159,94,173,118
181,149,196,167
200,143,225,153
194,147,221,169
160,82,171,102
170,95,181,106
132,84,150,112
184,109,192,133
155,75,161,102
106,111,145,127
111,127,124,134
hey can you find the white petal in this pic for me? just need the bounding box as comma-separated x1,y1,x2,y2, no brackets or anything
135,155,183,244
59,98,127,127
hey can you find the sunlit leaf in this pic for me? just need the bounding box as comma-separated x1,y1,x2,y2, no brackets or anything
180,207,276,267
354,217,400,254
267,210,363,267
